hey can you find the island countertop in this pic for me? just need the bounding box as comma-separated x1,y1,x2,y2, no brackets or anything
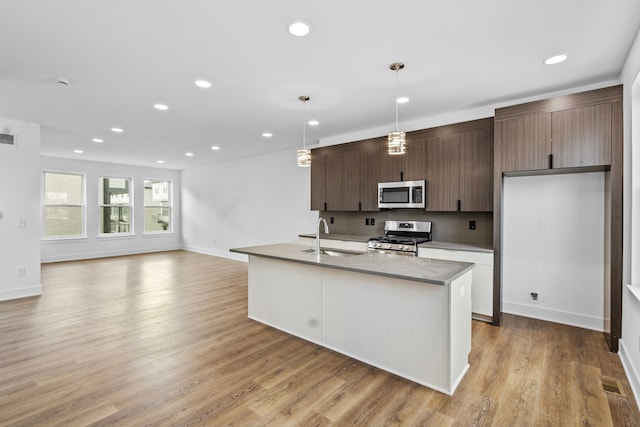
230,243,474,286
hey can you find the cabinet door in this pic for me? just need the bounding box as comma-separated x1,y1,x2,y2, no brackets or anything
324,144,361,211
497,113,551,172
357,138,381,211
310,147,327,211
425,134,459,211
402,137,428,182
551,104,612,168
459,127,493,212
377,139,405,182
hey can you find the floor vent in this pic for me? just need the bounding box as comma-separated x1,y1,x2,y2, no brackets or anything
600,376,624,396
0,133,16,146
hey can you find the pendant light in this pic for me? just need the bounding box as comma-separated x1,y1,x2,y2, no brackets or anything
388,62,406,155
297,95,311,167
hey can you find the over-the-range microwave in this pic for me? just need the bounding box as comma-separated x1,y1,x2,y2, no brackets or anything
378,180,426,209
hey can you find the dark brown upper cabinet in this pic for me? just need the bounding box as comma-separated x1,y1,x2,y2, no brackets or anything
495,86,620,173
310,138,379,212
425,120,493,212
377,135,428,183
310,117,494,213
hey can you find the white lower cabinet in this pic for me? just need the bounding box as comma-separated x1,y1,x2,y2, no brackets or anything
247,255,472,395
248,256,323,344
418,247,494,321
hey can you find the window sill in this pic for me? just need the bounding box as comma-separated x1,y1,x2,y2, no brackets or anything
97,234,135,240
42,236,88,243
627,284,640,304
143,232,174,238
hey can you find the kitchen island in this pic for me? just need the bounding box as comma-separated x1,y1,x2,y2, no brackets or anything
230,243,474,395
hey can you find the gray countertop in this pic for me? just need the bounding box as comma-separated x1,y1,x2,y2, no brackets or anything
231,243,474,286
298,233,493,253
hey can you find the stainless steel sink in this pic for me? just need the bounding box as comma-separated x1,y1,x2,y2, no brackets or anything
301,248,364,257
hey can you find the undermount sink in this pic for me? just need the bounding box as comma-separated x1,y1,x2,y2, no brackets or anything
302,248,364,257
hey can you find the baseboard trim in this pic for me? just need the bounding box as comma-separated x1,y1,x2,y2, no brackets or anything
0,285,42,302
41,245,182,263
619,339,640,410
182,245,248,262
503,300,604,331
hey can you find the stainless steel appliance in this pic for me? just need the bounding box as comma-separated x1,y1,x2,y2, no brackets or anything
368,220,432,256
378,180,426,209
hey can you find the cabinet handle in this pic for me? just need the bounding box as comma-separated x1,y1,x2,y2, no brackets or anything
358,201,362,211
457,200,461,212
323,202,327,211
400,171,404,182
549,154,553,169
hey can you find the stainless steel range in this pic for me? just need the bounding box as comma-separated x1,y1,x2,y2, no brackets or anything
368,220,432,256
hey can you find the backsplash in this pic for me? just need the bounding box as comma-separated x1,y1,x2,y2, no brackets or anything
320,210,493,246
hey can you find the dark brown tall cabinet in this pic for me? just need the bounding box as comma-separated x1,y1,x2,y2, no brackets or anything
493,85,623,351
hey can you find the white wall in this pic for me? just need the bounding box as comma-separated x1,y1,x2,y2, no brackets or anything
502,173,605,331
0,117,42,301
620,25,640,406
181,148,317,261
40,156,182,262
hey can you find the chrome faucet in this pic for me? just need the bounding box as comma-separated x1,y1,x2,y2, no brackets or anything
316,217,329,256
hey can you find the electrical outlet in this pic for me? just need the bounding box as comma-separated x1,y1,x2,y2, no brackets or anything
370,218,375,226
530,292,539,303
540,222,550,233
330,217,334,224
17,267,26,277
365,218,370,225
17,218,26,228
469,220,476,230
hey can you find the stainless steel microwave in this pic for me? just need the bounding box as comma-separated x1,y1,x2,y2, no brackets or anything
378,180,426,209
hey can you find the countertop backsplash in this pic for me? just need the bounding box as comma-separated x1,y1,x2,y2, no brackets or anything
318,210,493,246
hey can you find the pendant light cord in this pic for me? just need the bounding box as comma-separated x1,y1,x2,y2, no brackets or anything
303,99,307,150
395,68,399,132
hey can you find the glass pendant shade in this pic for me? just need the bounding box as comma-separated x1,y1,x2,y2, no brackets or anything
297,148,311,167
297,95,311,167
388,62,406,155
388,131,406,155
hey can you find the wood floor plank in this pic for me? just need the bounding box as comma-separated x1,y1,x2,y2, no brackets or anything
0,250,638,426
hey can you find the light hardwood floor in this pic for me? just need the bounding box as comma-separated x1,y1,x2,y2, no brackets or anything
1,250,638,426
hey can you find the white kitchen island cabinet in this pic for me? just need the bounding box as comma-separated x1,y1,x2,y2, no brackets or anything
233,243,474,395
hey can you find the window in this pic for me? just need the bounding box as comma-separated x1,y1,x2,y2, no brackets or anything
144,180,172,233
99,177,132,235
43,172,85,238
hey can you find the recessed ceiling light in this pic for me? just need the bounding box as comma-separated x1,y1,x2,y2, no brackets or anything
154,104,169,111
157,160,165,164
195,80,212,88
185,152,194,157
262,132,273,138
211,146,221,151
92,138,104,143
289,22,310,37
308,120,319,126
111,127,124,133
544,54,567,65
396,97,410,104
73,149,84,154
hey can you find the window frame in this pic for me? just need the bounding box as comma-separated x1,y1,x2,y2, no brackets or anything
143,179,173,235
42,171,87,240
98,176,134,236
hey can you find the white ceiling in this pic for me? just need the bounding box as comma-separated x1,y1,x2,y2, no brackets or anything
1,1,639,170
